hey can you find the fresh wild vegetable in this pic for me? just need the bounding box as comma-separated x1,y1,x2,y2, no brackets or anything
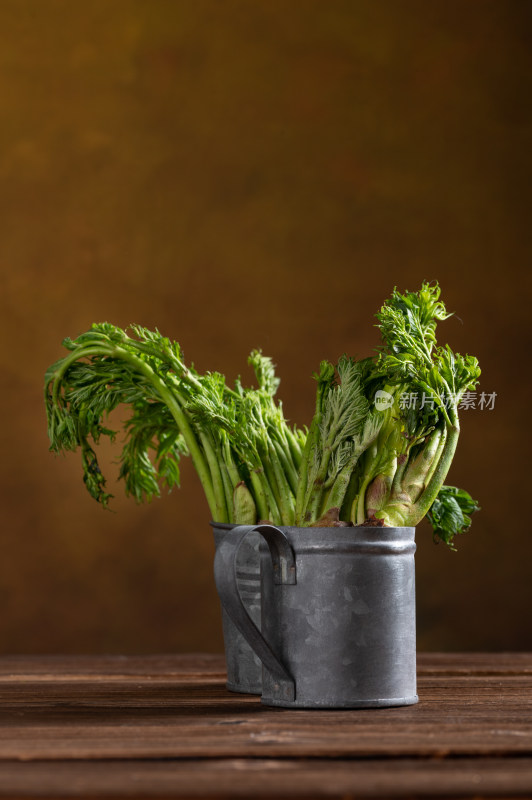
45,283,480,547
45,324,305,526
295,283,481,547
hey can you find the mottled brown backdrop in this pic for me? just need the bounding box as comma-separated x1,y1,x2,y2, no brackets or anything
1,1,531,654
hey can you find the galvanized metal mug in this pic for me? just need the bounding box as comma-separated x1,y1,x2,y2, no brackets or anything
214,524,418,709
211,523,262,694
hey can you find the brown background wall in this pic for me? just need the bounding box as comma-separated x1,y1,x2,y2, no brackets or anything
1,0,531,655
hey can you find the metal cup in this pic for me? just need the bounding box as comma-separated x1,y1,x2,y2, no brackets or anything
214,524,418,709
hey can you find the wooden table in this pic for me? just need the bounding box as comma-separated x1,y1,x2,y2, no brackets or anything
0,653,530,798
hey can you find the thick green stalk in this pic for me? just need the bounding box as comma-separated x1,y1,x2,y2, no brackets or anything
295,417,319,524
365,471,394,517
339,468,360,522
250,468,272,523
409,420,460,523
218,438,237,520
197,431,229,523
324,448,364,513
403,427,443,503
355,474,373,525
390,453,409,498
285,427,303,470
423,426,447,488
352,444,381,525
364,448,399,518
380,420,460,527
302,417,344,518
273,438,298,496
295,364,335,524
323,464,351,515
259,440,292,525
368,452,411,526
222,439,242,490
258,465,282,525
304,479,326,524
232,481,257,524
268,442,295,525
219,460,235,520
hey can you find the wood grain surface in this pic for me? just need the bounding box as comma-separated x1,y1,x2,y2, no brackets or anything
0,653,530,798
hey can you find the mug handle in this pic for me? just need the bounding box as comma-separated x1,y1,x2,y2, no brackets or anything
214,524,296,702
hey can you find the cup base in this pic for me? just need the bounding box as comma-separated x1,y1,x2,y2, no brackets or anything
261,694,419,709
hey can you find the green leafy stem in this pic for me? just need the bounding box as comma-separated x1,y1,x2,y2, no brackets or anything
45,282,481,548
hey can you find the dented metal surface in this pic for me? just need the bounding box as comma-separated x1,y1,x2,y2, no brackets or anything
214,524,418,709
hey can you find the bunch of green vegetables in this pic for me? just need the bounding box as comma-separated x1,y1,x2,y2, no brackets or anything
45,282,480,548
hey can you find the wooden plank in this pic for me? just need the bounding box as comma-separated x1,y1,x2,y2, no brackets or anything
0,655,530,798
0,653,529,681
0,655,226,681
0,672,530,760
2,672,531,702
417,652,532,675
0,757,531,798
